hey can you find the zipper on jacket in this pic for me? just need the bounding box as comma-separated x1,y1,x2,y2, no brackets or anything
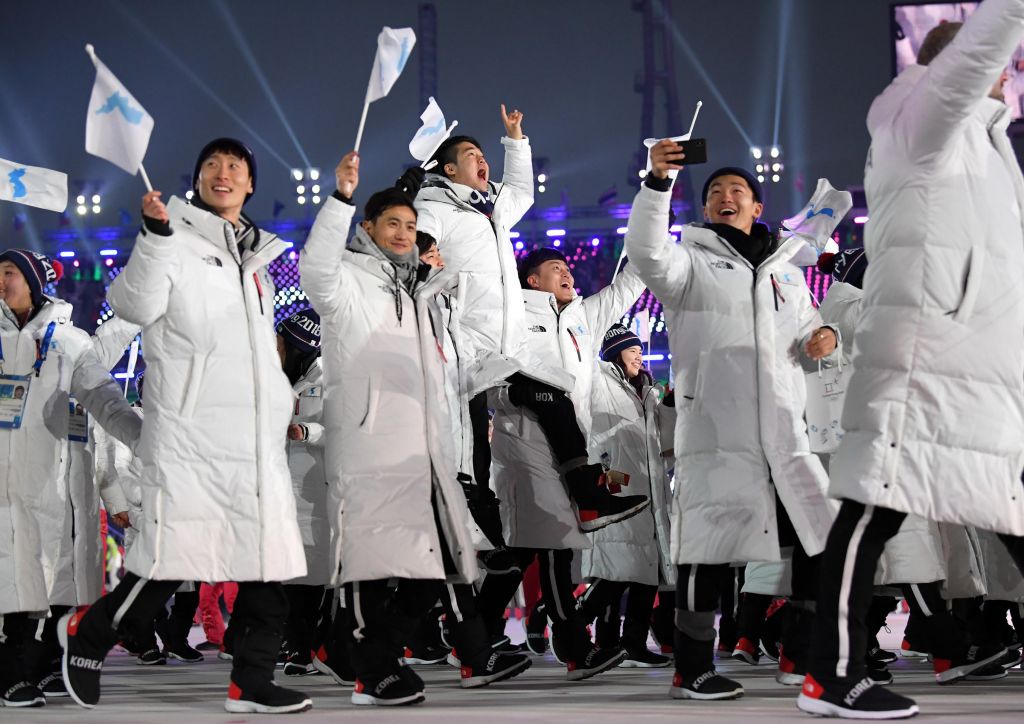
567,327,582,362
237,260,265,572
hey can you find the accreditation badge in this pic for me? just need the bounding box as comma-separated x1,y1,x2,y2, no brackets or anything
68,396,89,443
0,375,31,429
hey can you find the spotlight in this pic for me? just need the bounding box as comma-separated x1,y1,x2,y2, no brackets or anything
292,169,303,181
296,185,305,195
537,173,547,183
311,184,320,194
770,146,780,159
751,147,763,159
755,164,764,173
297,196,307,205
537,184,546,193
91,194,101,204
312,195,321,204
76,195,86,205
76,205,87,216
771,174,780,183
185,190,195,200
772,163,782,172
638,169,648,179
309,169,320,181
757,175,765,183
92,205,101,214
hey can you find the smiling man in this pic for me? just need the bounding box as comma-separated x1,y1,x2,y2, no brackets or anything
625,143,839,703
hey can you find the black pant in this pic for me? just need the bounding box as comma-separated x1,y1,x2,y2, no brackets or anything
478,547,591,656
901,580,969,662
809,499,907,681
283,585,329,664
343,578,484,680
157,586,200,647
0,612,44,689
579,579,658,651
78,573,288,692
469,375,591,491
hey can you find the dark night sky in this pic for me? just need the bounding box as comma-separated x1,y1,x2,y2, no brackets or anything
0,0,1013,245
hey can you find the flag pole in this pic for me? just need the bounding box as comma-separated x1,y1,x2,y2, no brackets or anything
419,120,459,170
137,164,153,193
353,89,372,155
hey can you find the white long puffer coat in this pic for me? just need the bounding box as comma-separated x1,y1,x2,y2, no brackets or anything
415,137,574,398
819,282,985,597
0,298,141,615
624,184,836,565
831,0,1024,535
582,362,675,587
51,316,141,606
284,359,331,586
107,197,306,582
299,197,478,586
491,269,645,550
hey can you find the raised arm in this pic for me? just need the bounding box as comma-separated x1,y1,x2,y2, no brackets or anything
494,104,534,227
299,152,358,318
623,140,692,303
896,0,1024,159
581,264,646,357
107,191,179,326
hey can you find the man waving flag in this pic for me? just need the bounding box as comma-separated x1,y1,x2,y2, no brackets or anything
0,157,68,212
84,44,154,180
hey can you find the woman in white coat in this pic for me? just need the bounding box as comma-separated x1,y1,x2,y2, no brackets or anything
0,250,141,708
275,309,332,678
60,138,311,716
579,325,675,668
300,154,529,706
624,148,839,701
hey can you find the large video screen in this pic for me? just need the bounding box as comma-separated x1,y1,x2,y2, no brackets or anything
892,2,1024,121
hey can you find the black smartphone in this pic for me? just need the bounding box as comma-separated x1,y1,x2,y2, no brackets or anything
678,138,707,165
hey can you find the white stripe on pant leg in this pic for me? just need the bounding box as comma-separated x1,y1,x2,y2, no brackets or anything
836,505,875,679
112,577,150,628
548,551,567,622
687,566,698,612
579,580,601,608
0,615,6,644
909,584,933,618
34,617,44,642
445,584,464,624
351,583,366,642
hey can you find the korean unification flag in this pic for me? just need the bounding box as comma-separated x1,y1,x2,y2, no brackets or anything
0,157,68,213
366,27,416,103
409,97,447,161
781,178,853,253
85,47,154,175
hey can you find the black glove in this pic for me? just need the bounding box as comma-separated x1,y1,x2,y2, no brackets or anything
395,166,426,196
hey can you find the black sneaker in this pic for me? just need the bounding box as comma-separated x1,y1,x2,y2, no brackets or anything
479,548,522,575
36,671,68,698
351,671,425,706
731,637,760,665
525,605,548,655
403,643,448,665
224,680,312,714
934,644,1006,684
964,663,1008,681
997,646,1022,669
164,641,203,664
549,626,570,665
669,669,744,700
621,648,671,668
776,651,806,686
868,665,894,685
283,652,318,677
869,646,898,665
195,640,221,652
566,646,626,681
491,635,523,655
312,644,355,686
460,650,532,688
137,648,167,666
797,673,918,719
1,681,46,708
760,637,780,663
59,608,105,709
576,494,651,533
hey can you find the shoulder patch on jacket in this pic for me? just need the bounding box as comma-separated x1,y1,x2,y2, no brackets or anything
528,324,546,333
710,259,734,270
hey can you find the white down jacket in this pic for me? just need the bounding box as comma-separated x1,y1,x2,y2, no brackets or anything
582,362,675,587
819,282,984,597
624,184,836,565
491,268,645,550
299,196,478,586
107,197,305,582
0,298,141,615
284,359,331,586
51,316,141,606
415,136,573,398
830,0,1024,535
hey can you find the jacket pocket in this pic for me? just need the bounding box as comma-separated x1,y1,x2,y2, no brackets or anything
953,243,985,324
179,353,207,419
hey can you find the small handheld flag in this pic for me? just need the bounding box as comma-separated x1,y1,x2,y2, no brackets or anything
354,27,416,153
0,158,68,213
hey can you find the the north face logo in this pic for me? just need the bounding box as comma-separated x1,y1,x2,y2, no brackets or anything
710,260,734,270
529,325,547,333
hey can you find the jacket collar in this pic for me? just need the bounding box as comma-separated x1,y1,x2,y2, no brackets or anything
522,288,580,316
166,196,284,269
420,174,501,216
293,358,323,394
682,223,816,270
0,295,73,335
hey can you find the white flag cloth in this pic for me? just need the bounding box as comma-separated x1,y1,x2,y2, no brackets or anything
85,46,154,175
0,157,68,212
409,97,448,161
630,309,651,344
781,178,853,253
366,27,416,103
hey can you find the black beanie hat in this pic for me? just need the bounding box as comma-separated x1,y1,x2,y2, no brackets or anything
701,166,763,205
192,137,257,203
0,249,64,307
824,247,868,289
518,247,568,289
276,308,321,355
601,324,643,362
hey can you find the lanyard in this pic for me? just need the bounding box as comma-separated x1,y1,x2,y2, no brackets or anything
0,321,56,376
